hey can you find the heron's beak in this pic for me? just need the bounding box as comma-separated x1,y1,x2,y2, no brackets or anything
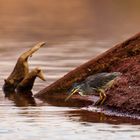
65,88,78,101
38,70,46,81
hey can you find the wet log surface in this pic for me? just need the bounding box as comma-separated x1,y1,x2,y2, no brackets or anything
105,55,140,114
35,33,140,116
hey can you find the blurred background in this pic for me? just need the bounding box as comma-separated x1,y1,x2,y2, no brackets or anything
0,0,140,42
0,1,140,140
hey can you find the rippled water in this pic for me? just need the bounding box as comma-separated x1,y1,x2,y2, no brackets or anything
0,41,140,140
0,0,140,140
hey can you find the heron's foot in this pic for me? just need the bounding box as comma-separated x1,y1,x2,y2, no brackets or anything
94,89,106,106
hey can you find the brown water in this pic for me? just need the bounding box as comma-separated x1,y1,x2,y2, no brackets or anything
0,0,140,140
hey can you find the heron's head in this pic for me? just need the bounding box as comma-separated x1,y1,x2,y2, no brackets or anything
65,83,85,101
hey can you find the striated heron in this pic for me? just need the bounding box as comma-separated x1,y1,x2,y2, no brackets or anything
65,72,122,105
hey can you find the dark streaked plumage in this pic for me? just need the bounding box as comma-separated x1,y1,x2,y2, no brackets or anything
65,72,122,105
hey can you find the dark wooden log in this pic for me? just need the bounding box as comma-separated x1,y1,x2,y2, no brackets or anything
35,33,140,114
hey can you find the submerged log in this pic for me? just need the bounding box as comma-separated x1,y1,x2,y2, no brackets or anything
35,33,140,115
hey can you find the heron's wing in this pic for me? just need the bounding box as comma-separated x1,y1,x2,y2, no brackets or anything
85,73,117,89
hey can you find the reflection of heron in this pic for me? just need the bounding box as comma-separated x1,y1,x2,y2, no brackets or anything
3,42,46,92
65,72,121,105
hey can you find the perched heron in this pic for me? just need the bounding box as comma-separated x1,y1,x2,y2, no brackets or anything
65,72,122,105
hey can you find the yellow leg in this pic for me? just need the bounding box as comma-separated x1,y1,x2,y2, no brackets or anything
95,91,103,105
100,90,106,105
95,89,106,106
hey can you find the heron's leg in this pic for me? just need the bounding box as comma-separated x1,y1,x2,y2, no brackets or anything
94,89,106,106
99,89,106,105
94,91,103,105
